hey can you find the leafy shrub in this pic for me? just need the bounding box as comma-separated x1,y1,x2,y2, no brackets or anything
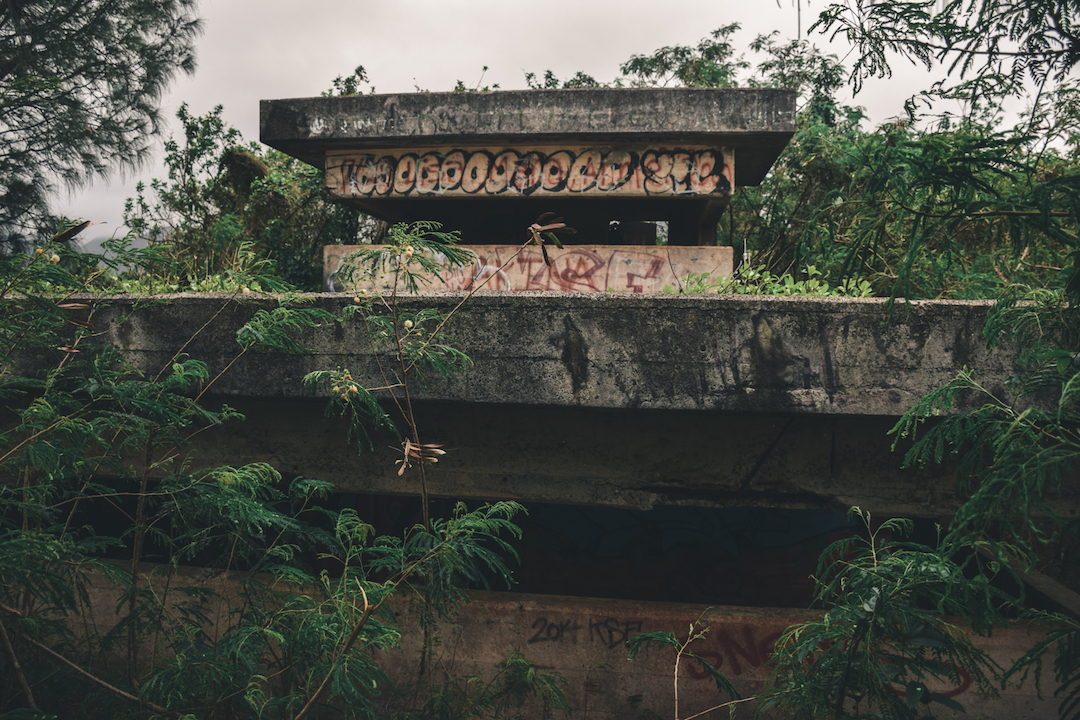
123,105,373,292
667,264,873,296
0,222,564,719
764,509,1003,720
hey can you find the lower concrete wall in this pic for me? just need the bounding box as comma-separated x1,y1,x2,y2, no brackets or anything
73,565,1057,719
393,591,1057,719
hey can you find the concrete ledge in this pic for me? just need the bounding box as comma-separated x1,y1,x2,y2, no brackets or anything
75,293,1018,417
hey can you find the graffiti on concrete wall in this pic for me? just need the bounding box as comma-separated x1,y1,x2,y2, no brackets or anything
326,146,733,199
684,624,782,677
324,244,733,294
522,615,773,673
439,246,666,293
590,618,646,649
527,616,645,650
520,613,973,696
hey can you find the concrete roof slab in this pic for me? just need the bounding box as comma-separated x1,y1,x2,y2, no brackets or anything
260,88,796,186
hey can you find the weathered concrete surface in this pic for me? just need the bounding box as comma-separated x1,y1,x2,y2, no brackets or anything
191,399,996,517
324,245,735,293
75,293,1018,417
261,88,795,186
59,292,1064,517
74,564,1061,720
14,293,1053,517
414,591,1058,720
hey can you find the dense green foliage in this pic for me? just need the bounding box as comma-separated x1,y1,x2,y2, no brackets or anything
523,22,1077,301
591,10,1080,720
764,511,1004,720
124,105,370,292
808,3,1080,716
789,0,1080,300
0,0,202,252
620,23,749,89
0,225,574,719
889,291,1080,720
815,0,1080,97
666,264,873,296
731,103,1077,300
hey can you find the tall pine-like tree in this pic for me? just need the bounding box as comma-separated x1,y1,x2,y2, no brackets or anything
0,0,202,250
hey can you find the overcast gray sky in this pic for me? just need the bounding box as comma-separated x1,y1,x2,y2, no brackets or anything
61,0,947,240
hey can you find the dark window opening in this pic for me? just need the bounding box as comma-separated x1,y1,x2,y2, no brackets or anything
512,504,856,607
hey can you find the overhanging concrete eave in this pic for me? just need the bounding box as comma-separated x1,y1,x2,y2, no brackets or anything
259,87,797,186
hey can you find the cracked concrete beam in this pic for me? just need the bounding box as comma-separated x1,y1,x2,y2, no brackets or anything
72,292,1020,417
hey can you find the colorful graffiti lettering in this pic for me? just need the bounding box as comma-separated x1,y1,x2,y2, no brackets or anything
327,146,732,199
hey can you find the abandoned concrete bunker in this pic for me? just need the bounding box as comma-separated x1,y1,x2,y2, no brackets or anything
54,88,1074,718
